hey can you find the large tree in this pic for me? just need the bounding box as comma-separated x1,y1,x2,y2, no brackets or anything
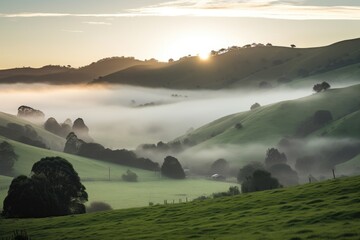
265,148,287,168
161,156,185,179
0,141,17,175
2,157,88,218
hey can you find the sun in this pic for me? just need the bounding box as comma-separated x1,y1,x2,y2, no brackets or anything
198,52,210,61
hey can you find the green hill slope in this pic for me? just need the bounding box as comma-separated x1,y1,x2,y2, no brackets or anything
0,57,163,85
0,112,65,151
93,38,360,89
178,84,360,147
1,176,359,239
0,136,233,209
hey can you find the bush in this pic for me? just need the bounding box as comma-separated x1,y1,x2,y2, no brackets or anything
265,148,287,168
86,202,112,213
122,169,138,182
241,170,281,193
0,141,18,175
237,162,264,183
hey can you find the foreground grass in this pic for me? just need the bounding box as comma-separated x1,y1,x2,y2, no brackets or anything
1,176,359,240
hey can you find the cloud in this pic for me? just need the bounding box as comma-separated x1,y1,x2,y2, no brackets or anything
61,29,84,33
1,0,360,20
83,21,112,25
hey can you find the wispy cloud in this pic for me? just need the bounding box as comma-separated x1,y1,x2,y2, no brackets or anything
1,0,360,20
83,21,112,25
61,29,84,33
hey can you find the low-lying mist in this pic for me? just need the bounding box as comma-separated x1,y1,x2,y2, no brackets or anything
1,84,314,149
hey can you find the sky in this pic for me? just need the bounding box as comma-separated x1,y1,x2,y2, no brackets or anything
0,0,360,69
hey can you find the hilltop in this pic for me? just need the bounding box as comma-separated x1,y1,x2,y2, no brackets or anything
0,57,162,85
1,175,359,239
93,38,360,89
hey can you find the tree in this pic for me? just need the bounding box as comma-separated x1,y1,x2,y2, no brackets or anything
269,163,299,186
2,157,88,218
161,156,185,179
265,148,287,168
321,81,331,90
291,44,296,48
210,158,229,176
237,162,264,183
122,169,138,182
0,141,18,175
241,170,281,193
313,81,331,93
250,103,261,110
235,123,243,129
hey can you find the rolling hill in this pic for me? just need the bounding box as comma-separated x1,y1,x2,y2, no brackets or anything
177,84,360,147
92,38,360,89
1,175,359,239
0,135,233,210
0,112,65,151
0,57,163,85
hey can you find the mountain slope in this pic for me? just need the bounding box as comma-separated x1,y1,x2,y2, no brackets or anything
1,176,359,239
0,57,163,85
177,84,360,148
0,112,65,151
93,38,360,89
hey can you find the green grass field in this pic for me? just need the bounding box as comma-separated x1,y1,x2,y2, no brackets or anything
0,112,65,151
0,135,234,210
1,175,359,239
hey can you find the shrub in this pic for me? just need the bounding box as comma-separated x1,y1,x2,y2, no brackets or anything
122,169,138,182
86,202,112,213
241,170,281,193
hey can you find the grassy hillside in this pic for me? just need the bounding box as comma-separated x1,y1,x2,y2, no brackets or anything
93,38,360,89
178,84,360,147
0,57,163,85
0,136,233,209
0,112,65,151
1,176,359,239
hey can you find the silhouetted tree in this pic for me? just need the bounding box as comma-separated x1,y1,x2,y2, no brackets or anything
250,103,261,110
0,141,18,175
241,170,281,193
265,148,287,168
237,162,264,183
321,81,331,90
210,158,229,176
291,44,296,48
2,157,87,218
161,156,185,179
122,169,138,182
86,201,113,213
269,163,299,186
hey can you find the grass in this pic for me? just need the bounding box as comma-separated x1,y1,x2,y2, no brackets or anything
0,136,234,210
177,84,360,164
1,175,359,239
94,38,360,89
0,111,65,151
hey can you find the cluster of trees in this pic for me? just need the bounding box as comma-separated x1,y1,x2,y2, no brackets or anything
139,139,196,154
313,81,331,93
0,123,47,149
45,117,92,142
64,132,159,171
237,148,299,193
2,157,87,218
17,105,45,123
0,141,18,175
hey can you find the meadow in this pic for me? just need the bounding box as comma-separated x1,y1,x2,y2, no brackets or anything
1,175,359,239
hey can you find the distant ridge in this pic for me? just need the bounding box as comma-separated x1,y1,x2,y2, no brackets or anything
92,38,360,89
